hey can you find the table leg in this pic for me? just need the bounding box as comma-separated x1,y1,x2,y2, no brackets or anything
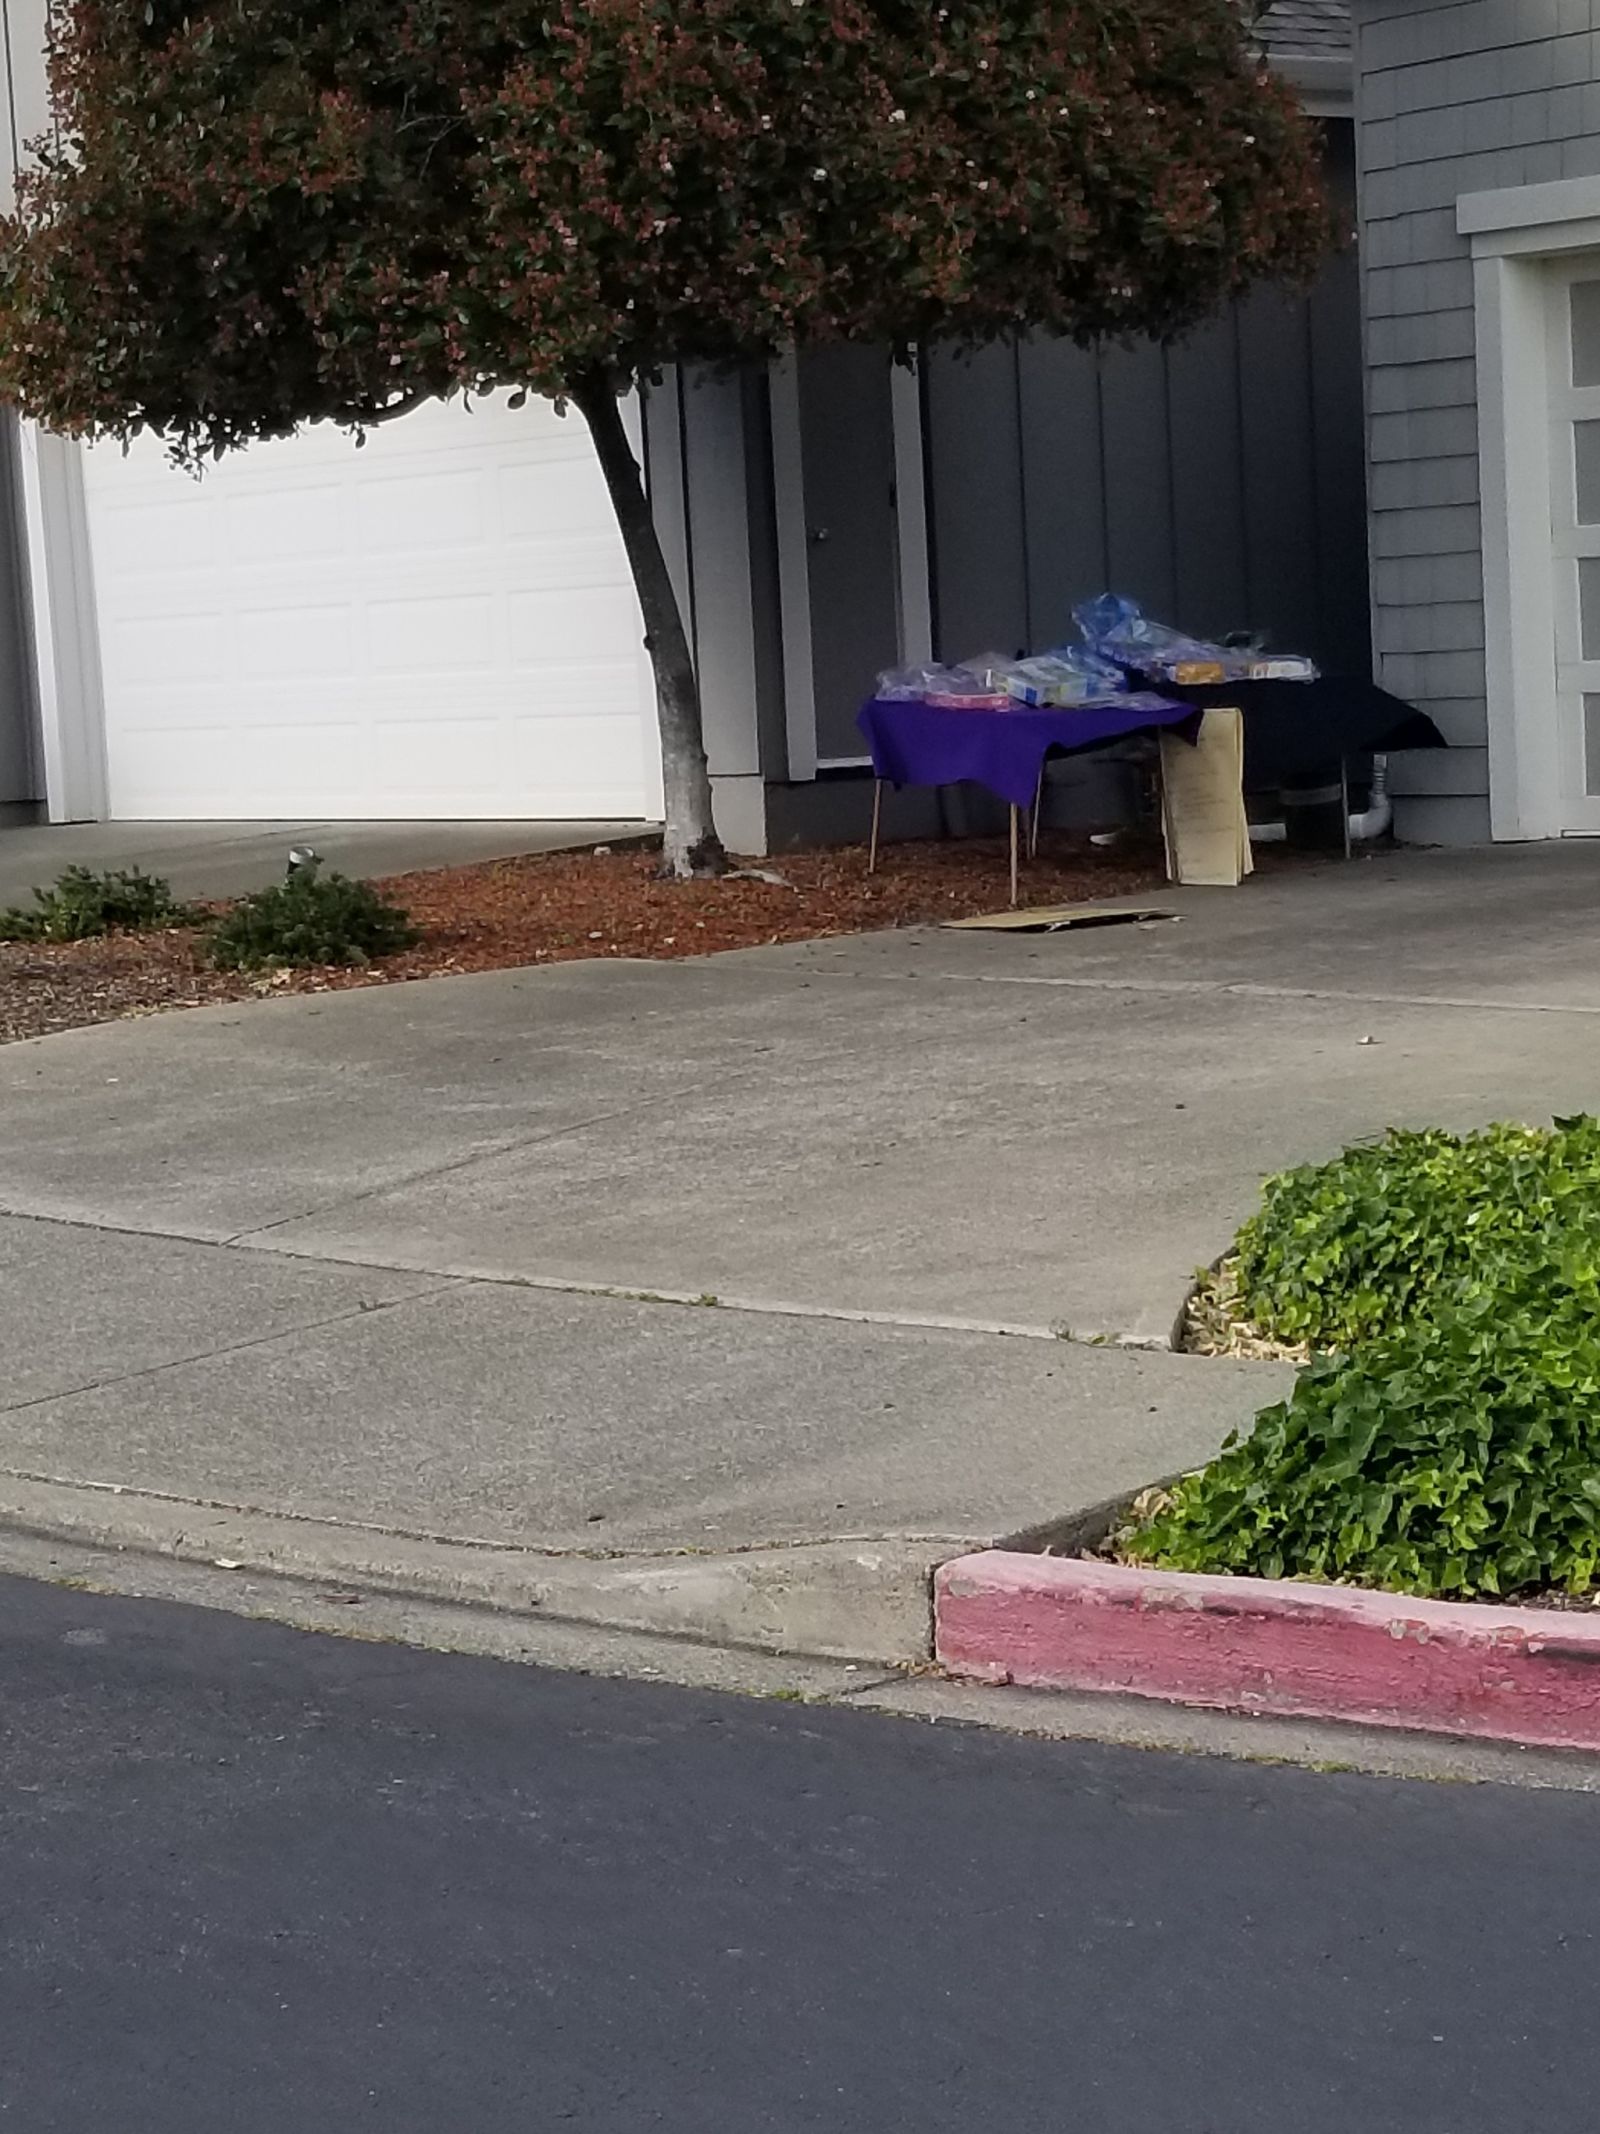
1340,756,1352,860
1009,803,1020,908
869,779,883,874
1030,766,1044,859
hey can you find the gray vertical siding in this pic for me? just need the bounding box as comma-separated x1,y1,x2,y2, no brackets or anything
0,0,42,809
924,342,1030,659
1015,339,1106,649
925,122,1372,718
0,415,35,814
1353,0,1600,842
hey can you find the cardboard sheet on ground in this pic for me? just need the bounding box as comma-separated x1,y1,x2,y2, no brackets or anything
942,904,1175,933
1159,707,1251,887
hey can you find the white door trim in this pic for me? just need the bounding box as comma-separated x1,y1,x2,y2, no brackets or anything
1540,258,1600,835
1470,249,1560,840
17,423,107,823
620,391,667,820
890,357,933,667
1458,180,1600,841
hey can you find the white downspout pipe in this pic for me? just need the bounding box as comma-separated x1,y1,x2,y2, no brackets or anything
1346,754,1392,842
1249,756,1391,845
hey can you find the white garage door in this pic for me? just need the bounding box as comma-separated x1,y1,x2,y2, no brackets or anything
80,393,661,821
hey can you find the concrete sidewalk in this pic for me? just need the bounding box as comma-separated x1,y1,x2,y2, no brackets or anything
3,841,1600,1660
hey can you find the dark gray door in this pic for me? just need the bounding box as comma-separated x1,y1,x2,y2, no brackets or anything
0,416,37,813
797,346,902,762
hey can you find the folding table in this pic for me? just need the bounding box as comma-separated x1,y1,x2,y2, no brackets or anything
856,693,1197,905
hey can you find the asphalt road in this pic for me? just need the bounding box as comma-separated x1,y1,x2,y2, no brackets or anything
1,1578,1597,2131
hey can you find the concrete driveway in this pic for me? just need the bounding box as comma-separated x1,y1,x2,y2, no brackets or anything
0,818,644,905
2,840,1598,1654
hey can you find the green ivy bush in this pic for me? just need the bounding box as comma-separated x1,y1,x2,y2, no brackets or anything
1128,1266,1600,1598
208,862,419,970
0,865,199,942
1231,1118,1600,1350
1128,1116,1600,1599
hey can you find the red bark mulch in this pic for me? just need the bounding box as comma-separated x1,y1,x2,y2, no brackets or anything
0,832,1166,1046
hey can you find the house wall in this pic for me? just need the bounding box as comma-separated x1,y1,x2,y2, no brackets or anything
0,416,39,819
1353,0,1600,843
0,0,47,816
643,364,786,852
925,122,1370,701
668,123,1371,856
0,0,104,823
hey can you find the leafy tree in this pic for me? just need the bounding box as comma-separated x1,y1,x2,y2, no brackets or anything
0,0,1329,874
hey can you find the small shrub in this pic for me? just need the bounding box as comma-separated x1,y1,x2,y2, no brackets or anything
1231,1118,1600,1350
1125,1265,1600,1599
1137,1113,1600,1599
207,861,419,970
0,864,199,942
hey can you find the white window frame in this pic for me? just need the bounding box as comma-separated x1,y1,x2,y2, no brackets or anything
1461,177,1600,841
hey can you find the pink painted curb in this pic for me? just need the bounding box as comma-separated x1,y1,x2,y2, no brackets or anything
935,1551,1600,1753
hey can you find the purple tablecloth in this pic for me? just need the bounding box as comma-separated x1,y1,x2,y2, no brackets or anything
857,695,1196,810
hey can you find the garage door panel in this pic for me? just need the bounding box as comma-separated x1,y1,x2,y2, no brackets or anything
369,721,507,799
104,536,637,613
505,660,648,715
226,485,347,564
507,712,647,794
497,535,643,594
367,595,499,674
90,495,225,578
108,722,370,816
104,723,643,821
509,585,642,665
236,604,355,681
109,667,647,731
108,613,230,689
82,390,657,820
499,456,616,539
354,470,487,553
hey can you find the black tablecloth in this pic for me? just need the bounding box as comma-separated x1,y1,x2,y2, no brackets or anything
1151,676,1445,789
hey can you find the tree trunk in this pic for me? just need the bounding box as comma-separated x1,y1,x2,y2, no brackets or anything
573,370,728,878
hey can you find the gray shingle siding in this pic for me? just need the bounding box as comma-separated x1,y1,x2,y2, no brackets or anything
1259,2,1352,66
1353,0,1600,836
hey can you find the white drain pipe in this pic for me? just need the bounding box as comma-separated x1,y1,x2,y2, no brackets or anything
1249,756,1390,845
1347,754,1392,842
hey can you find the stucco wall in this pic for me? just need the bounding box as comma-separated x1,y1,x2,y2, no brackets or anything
1357,0,1600,842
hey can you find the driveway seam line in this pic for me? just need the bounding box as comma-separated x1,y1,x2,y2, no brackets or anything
218,1077,750,1246
0,1279,462,1420
0,1464,978,1561
760,965,1600,1017
0,1202,1195,1349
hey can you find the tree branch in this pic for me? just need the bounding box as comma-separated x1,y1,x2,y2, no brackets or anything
347,390,428,429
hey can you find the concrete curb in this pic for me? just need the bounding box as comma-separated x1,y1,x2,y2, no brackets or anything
0,1472,943,1665
935,1550,1600,1753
